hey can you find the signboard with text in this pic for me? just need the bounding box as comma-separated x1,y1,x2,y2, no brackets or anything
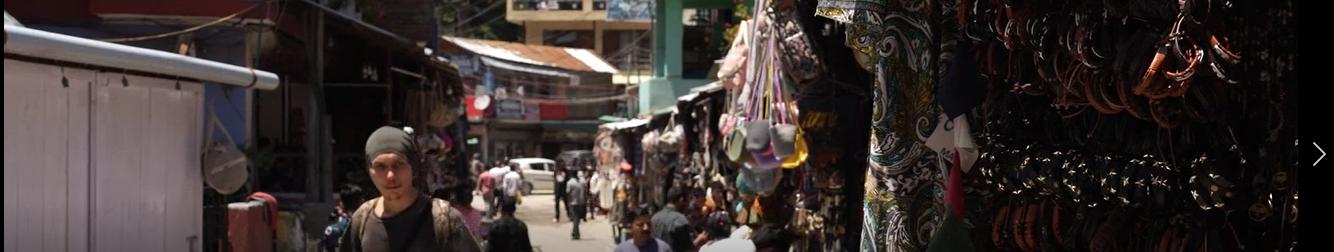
495,99,524,120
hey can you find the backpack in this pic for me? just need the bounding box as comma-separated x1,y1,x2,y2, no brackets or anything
347,197,458,250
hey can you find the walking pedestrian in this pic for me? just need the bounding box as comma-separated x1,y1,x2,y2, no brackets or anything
478,166,498,218
554,167,569,223
586,165,601,221
340,126,481,252
500,164,523,207
566,171,589,240
485,199,532,252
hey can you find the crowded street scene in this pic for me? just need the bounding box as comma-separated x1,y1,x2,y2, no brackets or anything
4,0,1308,251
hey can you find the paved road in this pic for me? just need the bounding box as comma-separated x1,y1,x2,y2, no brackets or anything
472,191,619,252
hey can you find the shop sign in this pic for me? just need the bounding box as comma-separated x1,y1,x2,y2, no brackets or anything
496,99,525,120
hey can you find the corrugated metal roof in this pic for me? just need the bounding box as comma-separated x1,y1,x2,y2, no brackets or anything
564,48,619,73
441,36,618,74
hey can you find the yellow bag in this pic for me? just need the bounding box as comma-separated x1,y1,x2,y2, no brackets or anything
780,129,808,169
515,191,524,205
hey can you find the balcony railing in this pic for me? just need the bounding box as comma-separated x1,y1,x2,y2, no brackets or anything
512,0,587,11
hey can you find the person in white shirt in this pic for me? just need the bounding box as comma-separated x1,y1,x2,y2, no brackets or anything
488,160,511,178
487,160,513,214
501,165,523,206
589,169,605,216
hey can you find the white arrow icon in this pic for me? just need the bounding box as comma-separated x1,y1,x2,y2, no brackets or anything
1317,142,1327,166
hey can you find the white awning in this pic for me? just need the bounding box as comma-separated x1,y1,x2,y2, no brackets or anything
479,56,579,79
599,118,650,130
678,81,722,102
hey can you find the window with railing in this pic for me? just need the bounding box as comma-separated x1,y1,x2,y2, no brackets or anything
513,0,585,11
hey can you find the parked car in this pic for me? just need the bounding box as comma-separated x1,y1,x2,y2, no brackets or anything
509,158,557,195
557,150,595,173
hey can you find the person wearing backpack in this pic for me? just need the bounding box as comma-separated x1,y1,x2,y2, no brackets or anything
340,126,482,252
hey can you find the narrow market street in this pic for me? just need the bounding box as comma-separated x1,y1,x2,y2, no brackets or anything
472,191,617,252
2,0,1305,251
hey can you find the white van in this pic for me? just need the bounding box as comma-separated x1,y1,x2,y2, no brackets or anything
509,158,557,194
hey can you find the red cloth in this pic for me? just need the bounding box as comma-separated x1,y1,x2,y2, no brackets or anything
249,192,279,232
944,150,966,219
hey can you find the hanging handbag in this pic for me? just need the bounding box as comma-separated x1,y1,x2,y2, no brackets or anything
770,4,824,86
718,20,751,90
743,64,773,154
724,87,751,163
777,81,807,169
658,117,682,153
780,128,808,169
769,50,798,159
746,69,780,169
746,100,780,170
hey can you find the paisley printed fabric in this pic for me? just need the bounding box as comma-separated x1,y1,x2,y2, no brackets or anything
820,0,962,251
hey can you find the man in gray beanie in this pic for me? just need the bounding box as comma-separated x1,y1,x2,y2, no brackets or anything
341,126,482,252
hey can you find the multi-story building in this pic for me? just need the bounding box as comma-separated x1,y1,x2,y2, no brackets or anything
506,0,735,116
441,36,622,161
506,0,651,85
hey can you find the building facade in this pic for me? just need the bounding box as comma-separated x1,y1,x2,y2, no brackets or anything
442,36,622,162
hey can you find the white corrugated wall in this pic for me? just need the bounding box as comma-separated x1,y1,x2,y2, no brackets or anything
5,59,204,252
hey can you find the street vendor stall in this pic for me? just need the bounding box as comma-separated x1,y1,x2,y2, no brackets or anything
596,118,649,243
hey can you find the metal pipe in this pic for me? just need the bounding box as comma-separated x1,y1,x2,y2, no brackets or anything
4,24,280,90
